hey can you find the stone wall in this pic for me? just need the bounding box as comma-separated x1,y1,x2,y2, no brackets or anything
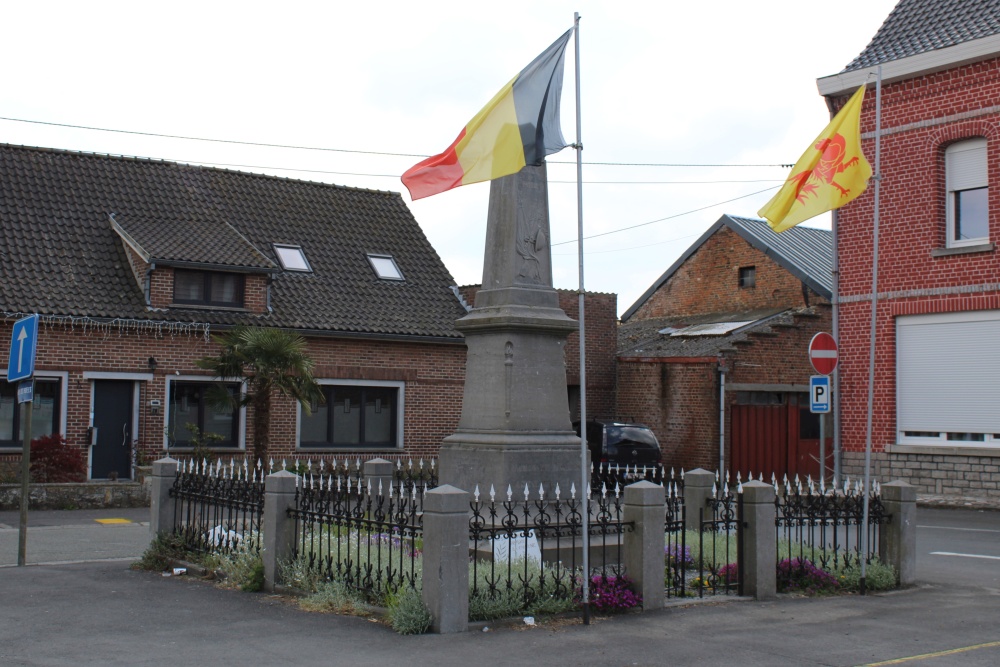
0,482,150,511
841,450,1000,501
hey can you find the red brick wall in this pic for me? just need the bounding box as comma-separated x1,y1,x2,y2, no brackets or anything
148,266,268,314
833,57,1000,456
0,320,465,472
628,226,815,320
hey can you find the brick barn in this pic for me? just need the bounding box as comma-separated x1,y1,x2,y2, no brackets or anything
0,143,469,479
617,214,833,478
816,0,1000,500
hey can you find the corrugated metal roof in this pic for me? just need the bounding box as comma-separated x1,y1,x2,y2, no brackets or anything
843,0,1000,72
725,216,833,296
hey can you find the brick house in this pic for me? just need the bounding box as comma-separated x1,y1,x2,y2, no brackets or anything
0,143,470,479
617,214,833,477
816,0,1000,499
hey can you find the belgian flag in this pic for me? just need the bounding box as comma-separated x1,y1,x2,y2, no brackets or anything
401,29,573,200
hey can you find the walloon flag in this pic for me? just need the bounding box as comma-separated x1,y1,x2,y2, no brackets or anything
758,84,872,232
401,29,573,200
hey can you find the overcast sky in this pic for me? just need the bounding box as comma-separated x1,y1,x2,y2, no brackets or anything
1,1,897,316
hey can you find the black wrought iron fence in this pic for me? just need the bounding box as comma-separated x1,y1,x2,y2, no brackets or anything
591,462,664,491
168,458,265,555
268,456,438,488
287,474,423,601
775,478,890,576
663,477,743,598
468,483,633,615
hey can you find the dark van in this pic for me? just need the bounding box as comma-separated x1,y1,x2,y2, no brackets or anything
574,419,662,467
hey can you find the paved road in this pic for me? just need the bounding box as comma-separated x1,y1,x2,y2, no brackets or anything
0,506,997,666
0,507,149,567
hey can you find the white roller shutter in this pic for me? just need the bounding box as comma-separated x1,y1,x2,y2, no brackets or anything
897,310,1000,435
946,138,987,191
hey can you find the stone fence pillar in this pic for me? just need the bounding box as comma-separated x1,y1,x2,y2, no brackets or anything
624,481,666,610
262,471,299,593
683,468,715,526
741,480,776,600
879,480,916,587
363,458,394,495
422,485,470,634
149,457,179,537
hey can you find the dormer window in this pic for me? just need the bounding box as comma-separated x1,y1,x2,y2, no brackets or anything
174,269,244,307
367,254,404,281
274,244,311,272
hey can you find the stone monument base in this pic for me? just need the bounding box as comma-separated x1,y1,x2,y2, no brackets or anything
438,433,587,499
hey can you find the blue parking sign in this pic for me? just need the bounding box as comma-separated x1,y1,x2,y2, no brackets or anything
810,375,831,414
7,314,39,383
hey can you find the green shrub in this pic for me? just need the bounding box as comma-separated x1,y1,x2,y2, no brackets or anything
468,560,577,621
387,586,433,635
133,532,188,571
299,580,367,615
832,558,897,591
214,535,264,591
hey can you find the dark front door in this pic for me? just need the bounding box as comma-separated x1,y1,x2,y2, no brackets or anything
92,380,134,480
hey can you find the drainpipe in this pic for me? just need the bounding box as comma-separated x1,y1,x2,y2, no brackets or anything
718,356,727,477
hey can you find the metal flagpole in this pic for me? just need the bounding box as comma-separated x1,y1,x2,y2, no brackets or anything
572,11,590,626
860,64,882,595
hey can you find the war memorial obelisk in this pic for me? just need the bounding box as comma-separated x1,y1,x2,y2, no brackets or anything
439,163,582,495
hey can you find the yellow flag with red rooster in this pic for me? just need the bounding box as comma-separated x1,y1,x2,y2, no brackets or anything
758,84,872,233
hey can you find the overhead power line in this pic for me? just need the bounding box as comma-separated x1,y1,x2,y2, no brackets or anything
551,185,781,247
0,115,792,169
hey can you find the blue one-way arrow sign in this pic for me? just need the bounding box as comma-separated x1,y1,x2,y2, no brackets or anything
7,314,39,383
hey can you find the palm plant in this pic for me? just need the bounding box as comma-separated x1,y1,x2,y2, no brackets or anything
196,326,324,463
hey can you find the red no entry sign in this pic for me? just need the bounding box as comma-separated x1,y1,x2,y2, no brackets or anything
809,332,839,375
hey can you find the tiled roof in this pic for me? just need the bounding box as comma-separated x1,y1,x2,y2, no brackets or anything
112,213,276,271
620,215,832,322
0,144,467,340
843,0,1000,72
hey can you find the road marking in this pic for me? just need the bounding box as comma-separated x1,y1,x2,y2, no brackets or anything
860,640,1000,665
95,518,133,525
918,525,1000,534
929,551,1000,561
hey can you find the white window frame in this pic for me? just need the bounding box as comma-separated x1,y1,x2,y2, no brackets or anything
367,254,404,281
162,375,247,452
273,244,312,272
945,138,989,248
296,378,405,450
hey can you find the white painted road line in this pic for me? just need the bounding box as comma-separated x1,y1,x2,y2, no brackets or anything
929,551,1000,561
919,525,1000,533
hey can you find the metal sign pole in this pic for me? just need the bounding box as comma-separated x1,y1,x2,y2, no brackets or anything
18,397,33,567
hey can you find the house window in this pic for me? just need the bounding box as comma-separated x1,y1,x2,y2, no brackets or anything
300,383,401,449
168,382,240,448
173,270,244,307
945,138,989,247
274,244,311,272
739,266,756,288
0,378,61,447
367,254,404,281
897,310,1000,448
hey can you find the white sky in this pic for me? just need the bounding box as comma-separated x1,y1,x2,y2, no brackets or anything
1,1,897,317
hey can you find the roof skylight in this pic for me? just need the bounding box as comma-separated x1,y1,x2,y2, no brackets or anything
274,244,311,272
367,254,404,281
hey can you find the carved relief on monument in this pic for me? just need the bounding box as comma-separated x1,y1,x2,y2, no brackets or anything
515,198,551,286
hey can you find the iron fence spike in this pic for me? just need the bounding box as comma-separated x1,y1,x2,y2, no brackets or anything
570,482,576,499
506,484,513,502
474,484,480,502
489,484,496,502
